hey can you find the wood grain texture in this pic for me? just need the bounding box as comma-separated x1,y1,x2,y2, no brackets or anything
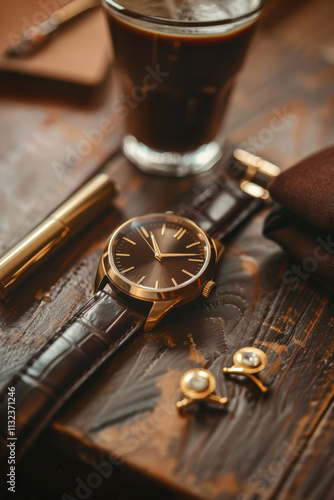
1,0,334,499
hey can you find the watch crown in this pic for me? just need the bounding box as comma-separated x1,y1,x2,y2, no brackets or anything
202,280,216,298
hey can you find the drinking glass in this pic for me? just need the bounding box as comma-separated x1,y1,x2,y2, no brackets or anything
103,0,263,176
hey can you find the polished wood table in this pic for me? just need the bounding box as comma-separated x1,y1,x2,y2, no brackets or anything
1,0,334,499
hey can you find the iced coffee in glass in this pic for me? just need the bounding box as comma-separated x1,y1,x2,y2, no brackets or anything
103,0,263,176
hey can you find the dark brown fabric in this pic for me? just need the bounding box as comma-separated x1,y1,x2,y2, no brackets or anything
264,145,334,286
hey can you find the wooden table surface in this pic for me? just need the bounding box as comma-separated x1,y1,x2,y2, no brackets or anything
1,0,334,499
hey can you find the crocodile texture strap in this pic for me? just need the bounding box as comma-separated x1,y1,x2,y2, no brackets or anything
0,290,145,471
178,170,263,241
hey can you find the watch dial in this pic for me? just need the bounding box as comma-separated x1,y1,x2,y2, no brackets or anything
110,214,209,291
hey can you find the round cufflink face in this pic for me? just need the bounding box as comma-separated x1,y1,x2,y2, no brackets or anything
233,347,267,373
180,368,216,400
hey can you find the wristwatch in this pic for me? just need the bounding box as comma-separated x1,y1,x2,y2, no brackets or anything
0,151,278,470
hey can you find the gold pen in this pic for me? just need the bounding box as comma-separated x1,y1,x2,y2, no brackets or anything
5,0,100,58
0,174,118,301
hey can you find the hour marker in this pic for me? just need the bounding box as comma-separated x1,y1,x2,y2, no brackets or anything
186,242,200,249
155,280,159,289
161,223,166,236
137,275,146,285
141,226,149,238
174,228,186,240
171,278,178,286
123,237,136,246
188,259,204,262
116,253,130,257
121,266,135,274
182,269,195,278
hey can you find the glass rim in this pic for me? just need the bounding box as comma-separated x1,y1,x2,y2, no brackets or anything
103,0,264,28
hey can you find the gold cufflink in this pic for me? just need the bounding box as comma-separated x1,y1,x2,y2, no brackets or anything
223,347,269,393
176,368,228,411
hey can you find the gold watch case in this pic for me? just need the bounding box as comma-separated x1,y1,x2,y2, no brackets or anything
94,213,224,331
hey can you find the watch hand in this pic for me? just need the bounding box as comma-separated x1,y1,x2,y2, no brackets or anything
159,253,200,258
135,227,161,261
150,232,162,258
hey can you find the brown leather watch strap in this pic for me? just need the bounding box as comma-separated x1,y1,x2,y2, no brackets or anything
0,163,262,474
178,169,263,241
0,290,145,470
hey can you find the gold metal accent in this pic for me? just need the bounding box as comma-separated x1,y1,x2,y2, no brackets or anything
174,228,186,240
161,223,166,236
182,269,195,278
176,368,228,411
0,174,118,301
233,149,280,201
186,242,200,249
121,267,135,274
123,237,136,246
160,253,198,258
212,239,225,260
150,232,162,260
135,227,160,260
137,276,145,285
155,280,159,289
116,253,130,257
145,299,180,331
171,278,178,286
189,258,204,262
94,213,220,331
141,226,149,238
223,347,269,393
202,280,216,298
240,181,271,200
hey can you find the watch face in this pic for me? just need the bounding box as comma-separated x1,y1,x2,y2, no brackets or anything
109,213,211,293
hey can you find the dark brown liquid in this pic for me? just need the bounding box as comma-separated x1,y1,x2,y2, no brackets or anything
107,11,257,152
